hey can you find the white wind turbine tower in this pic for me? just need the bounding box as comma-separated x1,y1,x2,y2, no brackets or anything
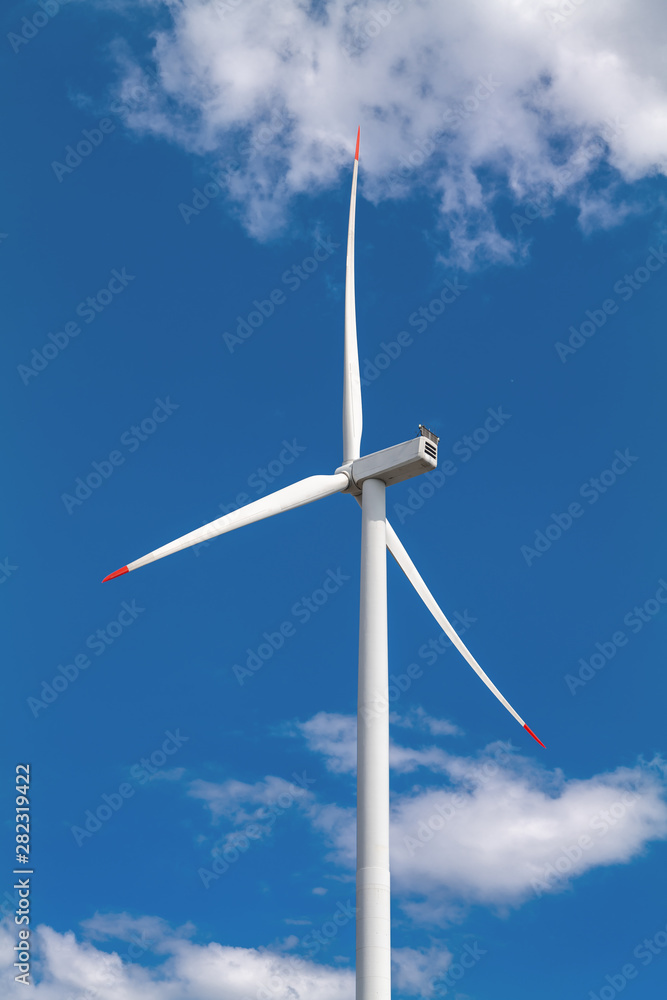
103,128,544,1000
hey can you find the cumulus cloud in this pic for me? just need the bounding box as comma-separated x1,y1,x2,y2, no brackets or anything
1,911,458,999
392,944,453,998
108,0,667,258
6,723,666,998
183,716,667,918
0,915,355,999
291,713,667,915
392,755,667,917
8,737,664,997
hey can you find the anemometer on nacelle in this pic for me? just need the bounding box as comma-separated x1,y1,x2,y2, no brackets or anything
336,425,439,495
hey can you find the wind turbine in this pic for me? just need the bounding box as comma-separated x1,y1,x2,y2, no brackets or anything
103,127,544,1000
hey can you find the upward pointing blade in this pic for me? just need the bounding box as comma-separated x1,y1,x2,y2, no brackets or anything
102,473,348,581
385,521,545,747
342,127,363,464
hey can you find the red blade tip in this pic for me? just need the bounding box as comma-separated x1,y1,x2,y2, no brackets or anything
524,724,545,748
355,127,360,161
102,566,129,583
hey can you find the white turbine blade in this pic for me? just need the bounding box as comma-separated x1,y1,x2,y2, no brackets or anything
385,520,545,747
342,127,363,464
103,473,348,581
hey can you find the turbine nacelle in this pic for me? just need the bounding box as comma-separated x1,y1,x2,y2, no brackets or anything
336,427,439,495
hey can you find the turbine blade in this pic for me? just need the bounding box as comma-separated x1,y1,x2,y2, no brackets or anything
385,521,545,747
102,473,348,581
342,126,363,463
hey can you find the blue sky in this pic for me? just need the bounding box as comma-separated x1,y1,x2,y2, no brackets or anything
3,1,667,997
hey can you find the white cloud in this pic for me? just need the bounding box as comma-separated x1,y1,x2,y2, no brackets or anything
0,916,355,999
391,706,462,737
294,711,456,775
6,730,666,998
391,756,667,916
188,772,314,850
189,773,310,821
296,712,358,774
185,717,667,918
109,0,667,258
392,944,453,999
1,912,452,999
293,713,667,915
81,911,195,953
148,766,185,782
307,798,357,868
